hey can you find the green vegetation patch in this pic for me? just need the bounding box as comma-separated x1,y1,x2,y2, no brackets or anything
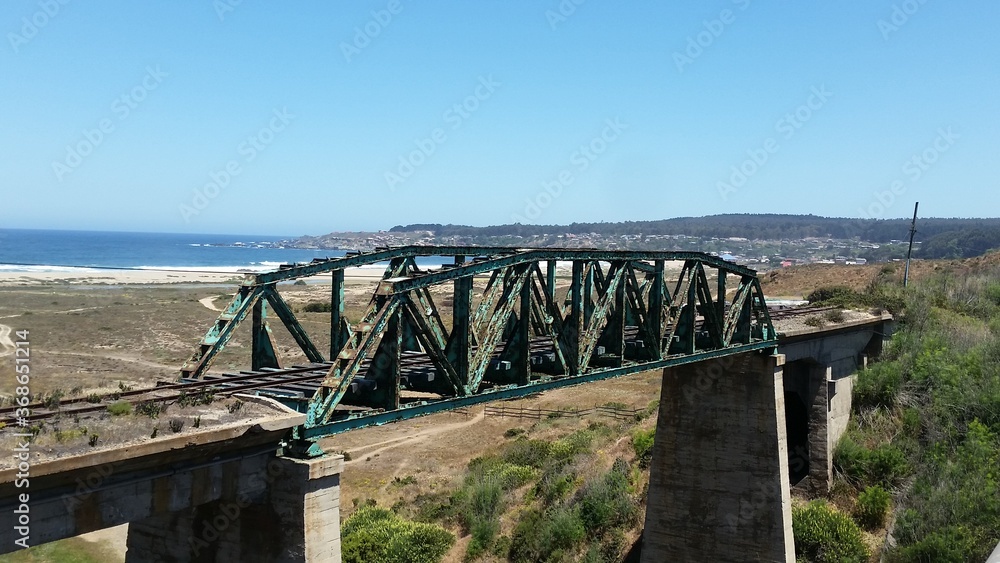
508,506,585,563
421,420,643,562
631,427,655,468
106,401,132,416
834,267,1000,561
341,506,454,563
792,500,869,563
0,537,123,563
302,301,332,313
576,460,638,535
852,485,891,531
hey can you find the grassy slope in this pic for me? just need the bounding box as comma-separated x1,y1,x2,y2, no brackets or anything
0,538,122,563
824,264,1000,561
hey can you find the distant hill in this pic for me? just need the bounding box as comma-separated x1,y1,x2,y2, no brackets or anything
388,215,1000,259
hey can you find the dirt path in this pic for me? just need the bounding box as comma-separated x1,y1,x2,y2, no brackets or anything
199,296,222,311
0,323,14,358
343,409,486,465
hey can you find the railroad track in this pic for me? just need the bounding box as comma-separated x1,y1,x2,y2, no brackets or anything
0,363,333,427
767,304,840,320
0,307,831,428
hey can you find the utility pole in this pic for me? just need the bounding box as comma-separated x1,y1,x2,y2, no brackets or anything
903,201,919,287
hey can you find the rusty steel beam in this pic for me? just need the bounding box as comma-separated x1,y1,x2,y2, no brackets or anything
179,246,776,449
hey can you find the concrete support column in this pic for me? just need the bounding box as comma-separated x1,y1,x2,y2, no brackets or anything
805,365,832,494
640,353,794,563
125,455,342,563
269,455,343,563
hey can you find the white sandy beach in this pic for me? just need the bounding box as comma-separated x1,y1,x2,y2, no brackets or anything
0,266,389,286
0,259,676,287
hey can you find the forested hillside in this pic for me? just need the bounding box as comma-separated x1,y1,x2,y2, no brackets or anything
389,215,1000,259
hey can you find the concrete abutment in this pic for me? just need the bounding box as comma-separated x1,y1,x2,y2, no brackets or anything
125,455,342,562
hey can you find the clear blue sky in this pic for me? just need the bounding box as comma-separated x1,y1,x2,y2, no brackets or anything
2,1,998,236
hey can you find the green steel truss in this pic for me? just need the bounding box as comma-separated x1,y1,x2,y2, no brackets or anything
180,246,776,444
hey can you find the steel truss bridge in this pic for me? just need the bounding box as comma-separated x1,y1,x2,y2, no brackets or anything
180,246,776,455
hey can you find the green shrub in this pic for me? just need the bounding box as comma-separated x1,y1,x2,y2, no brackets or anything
392,475,418,487
491,535,512,558
545,507,586,551
833,434,868,481
457,456,536,559
806,286,857,304
43,389,64,410
577,461,637,535
889,526,985,563
135,401,164,418
504,427,526,439
853,363,904,410
466,518,499,561
792,500,869,562
54,428,87,443
834,436,909,488
891,421,1000,560
891,526,975,563
302,301,332,313
644,399,660,418
107,401,132,416
464,478,502,536
341,506,454,563
535,466,576,505
178,389,214,407
853,485,891,530
823,308,846,323
508,507,585,563
901,407,921,437
558,426,604,454
867,444,909,487
631,427,655,468
804,316,826,328
467,457,536,491
502,438,552,468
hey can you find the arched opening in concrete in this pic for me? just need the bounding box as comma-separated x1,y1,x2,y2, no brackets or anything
783,391,810,484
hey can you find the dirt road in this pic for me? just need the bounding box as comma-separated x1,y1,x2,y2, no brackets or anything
199,296,222,311
0,323,14,358
343,409,486,465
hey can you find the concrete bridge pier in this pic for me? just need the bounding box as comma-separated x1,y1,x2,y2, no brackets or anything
640,352,794,563
125,455,342,563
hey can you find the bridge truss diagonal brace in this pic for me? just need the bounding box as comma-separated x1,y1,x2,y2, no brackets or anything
261,285,324,365
578,262,626,371
309,296,402,426
468,264,532,392
181,285,263,379
401,293,464,396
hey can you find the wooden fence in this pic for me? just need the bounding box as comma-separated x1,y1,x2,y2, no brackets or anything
481,403,645,422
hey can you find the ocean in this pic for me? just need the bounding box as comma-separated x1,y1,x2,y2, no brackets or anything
0,229,426,274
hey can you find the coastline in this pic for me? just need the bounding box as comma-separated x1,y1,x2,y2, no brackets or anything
0,266,388,286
